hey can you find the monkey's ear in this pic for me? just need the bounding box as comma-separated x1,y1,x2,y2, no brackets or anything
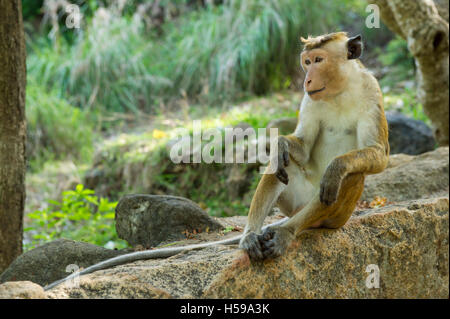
347,34,363,59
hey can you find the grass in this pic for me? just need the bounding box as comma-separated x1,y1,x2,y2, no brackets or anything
26,76,95,171
26,0,353,115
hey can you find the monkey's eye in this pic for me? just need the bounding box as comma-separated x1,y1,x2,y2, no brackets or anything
305,59,311,65
315,57,323,63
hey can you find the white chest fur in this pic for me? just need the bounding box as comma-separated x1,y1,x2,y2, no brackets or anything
297,79,373,184
310,102,359,175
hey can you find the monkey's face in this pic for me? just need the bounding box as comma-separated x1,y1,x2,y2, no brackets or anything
301,48,348,101
300,35,362,101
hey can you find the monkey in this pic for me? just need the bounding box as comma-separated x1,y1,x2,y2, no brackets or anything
43,217,287,290
44,32,388,290
239,32,389,261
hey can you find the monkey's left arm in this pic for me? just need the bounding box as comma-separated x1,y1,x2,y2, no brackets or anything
320,112,389,205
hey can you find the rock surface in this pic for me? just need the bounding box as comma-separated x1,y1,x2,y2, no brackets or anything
0,239,126,287
115,194,223,247
0,281,46,299
44,197,448,299
362,147,449,202
385,111,436,155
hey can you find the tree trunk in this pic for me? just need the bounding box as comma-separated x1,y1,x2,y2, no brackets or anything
0,0,27,273
373,0,449,146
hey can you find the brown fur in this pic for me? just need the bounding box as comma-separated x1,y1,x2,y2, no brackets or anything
301,32,348,51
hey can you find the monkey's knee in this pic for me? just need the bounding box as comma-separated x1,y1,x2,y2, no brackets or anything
322,174,365,229
336,173,365,203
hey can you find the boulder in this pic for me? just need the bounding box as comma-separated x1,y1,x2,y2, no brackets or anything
385,111,436,155
46,197,448,298
0,281,46,299
115,194,223,247
0,239,126,287
362,147,449,202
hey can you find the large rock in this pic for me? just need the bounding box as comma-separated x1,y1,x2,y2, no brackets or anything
362,147,449,202
0,239,126,287
46,197,448,298
0,281,46,299
115,195,223,247
385,111,436,155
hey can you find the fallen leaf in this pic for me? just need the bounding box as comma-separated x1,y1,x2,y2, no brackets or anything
369,196,387,208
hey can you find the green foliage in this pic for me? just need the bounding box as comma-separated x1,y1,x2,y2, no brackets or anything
385,88,430,125
400,88,428,124
26,77,95,171
25,184,127,251
22,0,44,21
27,0,352,114
378,36,415,87
191,180,251,217
379,36,412,68
222,226,235,234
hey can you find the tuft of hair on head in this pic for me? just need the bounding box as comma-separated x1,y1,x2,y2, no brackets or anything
300,32,348,51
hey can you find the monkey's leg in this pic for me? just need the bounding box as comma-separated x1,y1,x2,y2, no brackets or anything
239,173,286,260
321,173,365,228
260,173,365,259
240,163,314,260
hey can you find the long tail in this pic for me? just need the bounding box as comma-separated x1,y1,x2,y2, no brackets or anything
44,218,287,291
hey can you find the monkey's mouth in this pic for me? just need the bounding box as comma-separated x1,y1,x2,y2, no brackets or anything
307,87,326,95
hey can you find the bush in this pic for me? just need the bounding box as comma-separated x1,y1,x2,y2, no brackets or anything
378,36,415,87
22,0,44,21
384,88,430,125
26,77,95,170
25,184,127,251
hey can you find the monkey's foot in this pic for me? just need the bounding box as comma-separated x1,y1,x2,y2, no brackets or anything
239,231,265,261
259,226,294,260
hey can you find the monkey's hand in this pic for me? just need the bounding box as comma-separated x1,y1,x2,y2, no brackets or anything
260,225,294,260
319,162,345,205
271,137,290,185
239,231,265,261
